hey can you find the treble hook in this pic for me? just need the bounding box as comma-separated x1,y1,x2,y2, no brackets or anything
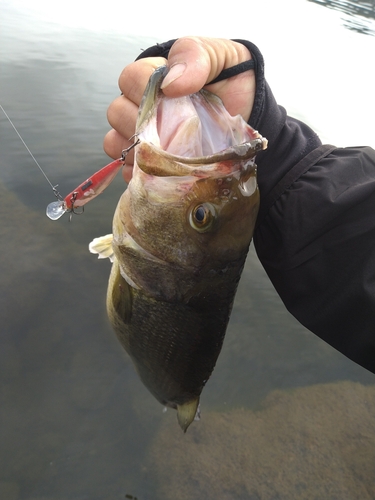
121,136,140,161
67,192,84,220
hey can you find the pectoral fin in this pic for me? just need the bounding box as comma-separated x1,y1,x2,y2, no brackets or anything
89,234,115,262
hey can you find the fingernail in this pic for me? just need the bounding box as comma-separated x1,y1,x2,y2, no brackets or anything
161,63,187,89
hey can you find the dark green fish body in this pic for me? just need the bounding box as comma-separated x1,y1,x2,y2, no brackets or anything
91,66,267,431
107,257,241,429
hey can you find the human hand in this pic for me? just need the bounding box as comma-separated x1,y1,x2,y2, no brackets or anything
103,37,256,182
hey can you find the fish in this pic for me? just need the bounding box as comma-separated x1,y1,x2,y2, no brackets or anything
90,65,267,431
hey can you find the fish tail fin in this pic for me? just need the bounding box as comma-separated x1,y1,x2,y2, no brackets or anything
89,234,115,262
177,398,200,433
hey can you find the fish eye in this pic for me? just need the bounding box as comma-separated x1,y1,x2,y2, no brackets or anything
189,203,216,232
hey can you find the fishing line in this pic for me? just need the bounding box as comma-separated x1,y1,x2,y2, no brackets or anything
0,104,62,199
1,103,137,221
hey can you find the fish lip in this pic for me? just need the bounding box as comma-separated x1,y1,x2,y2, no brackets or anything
134,138,265,178
143,137,266,165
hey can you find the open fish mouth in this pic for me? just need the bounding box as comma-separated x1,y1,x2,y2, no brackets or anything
135,65,267,177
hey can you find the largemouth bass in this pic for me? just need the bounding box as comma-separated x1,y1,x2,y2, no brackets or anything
90,66,267,431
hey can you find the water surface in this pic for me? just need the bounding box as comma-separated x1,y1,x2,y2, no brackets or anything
1,1,375,498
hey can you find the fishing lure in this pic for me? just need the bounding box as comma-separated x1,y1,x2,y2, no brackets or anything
0,104,137,221
46,143,138,221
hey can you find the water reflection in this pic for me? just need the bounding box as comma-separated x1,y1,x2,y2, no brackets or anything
308,0,375,35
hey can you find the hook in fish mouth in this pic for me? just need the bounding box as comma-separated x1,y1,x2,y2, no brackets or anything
122,136,140,160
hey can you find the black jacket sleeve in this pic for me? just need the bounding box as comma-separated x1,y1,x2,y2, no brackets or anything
136,39,375,374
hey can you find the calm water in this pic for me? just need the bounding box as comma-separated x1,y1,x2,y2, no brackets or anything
1,1,375,499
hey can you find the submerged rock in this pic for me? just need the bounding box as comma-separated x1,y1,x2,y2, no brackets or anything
148,381,375,499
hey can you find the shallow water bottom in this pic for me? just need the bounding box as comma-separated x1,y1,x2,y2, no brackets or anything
149,381,375,500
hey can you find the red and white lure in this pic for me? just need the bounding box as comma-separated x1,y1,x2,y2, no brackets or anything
46,144,137,221
1,104,137,221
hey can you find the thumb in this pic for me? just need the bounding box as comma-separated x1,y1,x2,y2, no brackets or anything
161,37,251,97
